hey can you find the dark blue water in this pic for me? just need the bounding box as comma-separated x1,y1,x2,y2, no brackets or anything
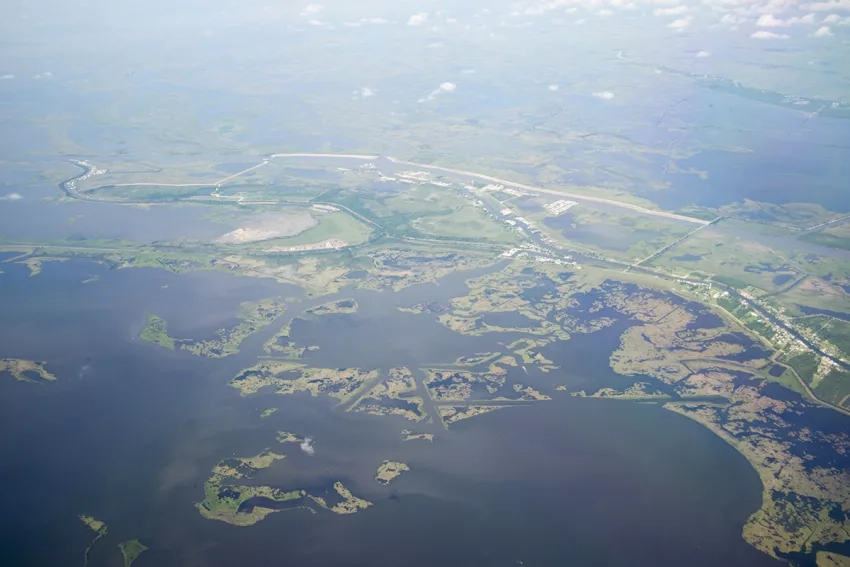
0,260,785,567
799,305,850,321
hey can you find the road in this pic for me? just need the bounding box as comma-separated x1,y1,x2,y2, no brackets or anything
799,214,850,234
626,219,718,272
384,157,710,226
67,153,710,226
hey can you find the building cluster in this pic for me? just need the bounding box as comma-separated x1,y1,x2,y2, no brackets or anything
364,168,453,189
397,170,430,182
543,199,578,216
267,239,348,253
501,213,539,234
311,204,339,213
500,244,579,267
729,293,799,349
65,160,106,193
480,183,527,198
677,279,713,293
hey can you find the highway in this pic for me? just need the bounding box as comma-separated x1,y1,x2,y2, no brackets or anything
385,157,711,226
67,153,711,226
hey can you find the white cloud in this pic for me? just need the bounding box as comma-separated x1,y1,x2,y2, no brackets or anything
814,24,834,33
668,16,692,28
300,437,315,456
719,13,746,26
593,91,615,100
300,4,324,16
447,17,458,24
33,71,52,80
549,84,559,91
419,82,457,102
803,0,850,10
408,12,428,26
696,50,711,57
655,5,690,16
343,17,388,27
0,74,14,80
751,29,790,37
353,86,376,98
597,9,614,15
0,192,22,201
461,68,477,74
823,13,842,21
757,14,784,25
757,13,816,26
428,41,445,48
523,0,580,15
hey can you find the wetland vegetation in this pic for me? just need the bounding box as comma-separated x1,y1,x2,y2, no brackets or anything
118,539,148,567
375,461,409,485
351,367,428,422
140,299,286,357
401,430,434,442
139,314,175,350
196,450,375,525
230,362,376,404
0,359,57,383
79,516,107,567
304,298,358,316
438,405,509,426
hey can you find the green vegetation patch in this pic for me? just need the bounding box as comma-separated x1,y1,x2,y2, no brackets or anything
530,205,695,263
375,461,409,485
411,205,520,244
197,451,302,526
119,539,148,567
140,299,286,358
321,181,520,245
649,228,803,293
305,298,358,316
230,361,375,403
438,404,510,426
814,368,850,409
350,367,428,422
0,358,57,383
79,515,108,567
182,298,286,358
797,316,850,361
801,232,850,252
719,200,842,230
401,429,434,442
139,314,175,350
785,351,820,385
79,515,107,534
716,293,778,342
197,450,372,525
262,210,374,249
